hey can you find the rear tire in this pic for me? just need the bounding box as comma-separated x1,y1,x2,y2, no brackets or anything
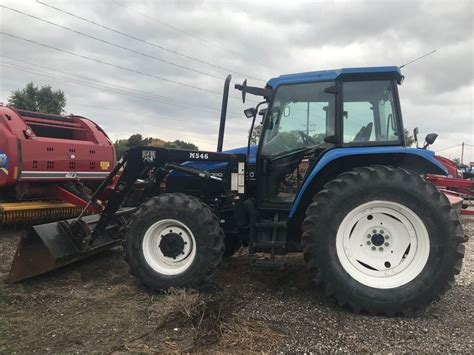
125,193,224,290
302,166,465,316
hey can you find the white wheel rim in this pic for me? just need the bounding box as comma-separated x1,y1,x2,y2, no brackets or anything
336,200,430,289
142,219,196,276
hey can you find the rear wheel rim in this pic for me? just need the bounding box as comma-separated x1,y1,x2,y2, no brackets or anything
142,219,196,276
336,200,430,289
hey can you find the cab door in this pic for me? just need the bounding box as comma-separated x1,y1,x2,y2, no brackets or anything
256,81,337,210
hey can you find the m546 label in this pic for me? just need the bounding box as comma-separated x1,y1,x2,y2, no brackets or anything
189,152,209,160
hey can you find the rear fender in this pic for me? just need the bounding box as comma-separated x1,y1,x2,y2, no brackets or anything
287,146,447,236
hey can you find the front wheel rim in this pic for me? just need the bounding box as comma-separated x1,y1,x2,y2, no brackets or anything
142,219,196,276
336,200,430,289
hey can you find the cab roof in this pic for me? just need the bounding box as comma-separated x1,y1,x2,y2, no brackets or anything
266,66,402,89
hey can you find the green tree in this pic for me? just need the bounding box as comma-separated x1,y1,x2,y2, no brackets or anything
127,134,152,148
114,134,198,158
113,139,129,159
127,134,145,148
148,138,166,147
404,129,415,147
163,140,198,150
8,82,66,114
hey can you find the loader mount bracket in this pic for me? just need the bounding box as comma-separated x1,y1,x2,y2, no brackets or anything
57,219,93,251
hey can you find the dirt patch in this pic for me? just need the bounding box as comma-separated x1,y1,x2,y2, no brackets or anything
0,219,473,352
123,288,285,352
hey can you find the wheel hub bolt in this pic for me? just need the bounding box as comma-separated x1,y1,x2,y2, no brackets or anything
371,246,376,251
367,241,371,245
372,229,377,233
380,230,384,234
384,242,389,246
367,234,371,238
379,247,383,251
385,235,389,240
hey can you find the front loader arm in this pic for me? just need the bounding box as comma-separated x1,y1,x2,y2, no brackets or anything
92,149,146,238
91,146,245,239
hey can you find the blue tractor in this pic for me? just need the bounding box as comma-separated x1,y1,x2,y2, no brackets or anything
9,66,465,316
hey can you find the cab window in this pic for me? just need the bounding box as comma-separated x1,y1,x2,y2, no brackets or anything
342,80,400,144
261,82,336,157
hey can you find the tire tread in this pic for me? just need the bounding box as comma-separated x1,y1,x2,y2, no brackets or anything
302,165,465,316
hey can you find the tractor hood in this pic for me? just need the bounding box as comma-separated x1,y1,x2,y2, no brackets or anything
177,145,257,173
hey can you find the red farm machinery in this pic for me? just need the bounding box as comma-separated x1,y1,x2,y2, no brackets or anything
0,105,115,224
428,155,474,215
410,129,473,215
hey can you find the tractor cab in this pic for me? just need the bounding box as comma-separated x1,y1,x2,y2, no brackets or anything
237,67,405,211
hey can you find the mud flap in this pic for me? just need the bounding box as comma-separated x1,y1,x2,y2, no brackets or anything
6,214,122,283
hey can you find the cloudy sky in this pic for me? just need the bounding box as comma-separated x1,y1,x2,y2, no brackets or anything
1,0,473,162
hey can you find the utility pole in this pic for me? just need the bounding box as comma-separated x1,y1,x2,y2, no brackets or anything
461,142,464,164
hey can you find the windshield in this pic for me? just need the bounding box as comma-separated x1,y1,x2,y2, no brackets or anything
261,82,336,157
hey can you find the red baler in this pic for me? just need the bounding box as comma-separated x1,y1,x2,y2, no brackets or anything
0,105,115,223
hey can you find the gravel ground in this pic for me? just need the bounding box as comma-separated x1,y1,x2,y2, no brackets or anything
0,218,473,352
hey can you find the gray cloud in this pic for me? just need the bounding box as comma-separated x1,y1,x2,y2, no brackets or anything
0,0,472,161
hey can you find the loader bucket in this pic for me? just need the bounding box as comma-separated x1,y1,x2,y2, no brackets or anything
6,214,122,283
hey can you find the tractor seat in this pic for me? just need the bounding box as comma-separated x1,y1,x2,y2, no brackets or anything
353,122,373,143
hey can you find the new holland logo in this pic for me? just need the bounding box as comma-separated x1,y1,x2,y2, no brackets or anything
142,150,156,163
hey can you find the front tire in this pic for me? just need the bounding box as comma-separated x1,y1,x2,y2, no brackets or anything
125,193,224,290
302,166,465,316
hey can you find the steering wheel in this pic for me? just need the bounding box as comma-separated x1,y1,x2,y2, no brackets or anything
298,130,316,146
263,133,291,156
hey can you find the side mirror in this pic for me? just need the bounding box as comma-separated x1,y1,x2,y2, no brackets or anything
413,127,419,148
423,133,438,149
243,107,256,119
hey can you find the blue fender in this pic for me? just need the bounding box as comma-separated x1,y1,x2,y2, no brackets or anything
289,146,447,218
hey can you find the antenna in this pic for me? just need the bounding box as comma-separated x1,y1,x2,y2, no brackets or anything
400,50,437,68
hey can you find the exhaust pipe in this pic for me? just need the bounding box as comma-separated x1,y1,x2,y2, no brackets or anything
217,75,232,152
